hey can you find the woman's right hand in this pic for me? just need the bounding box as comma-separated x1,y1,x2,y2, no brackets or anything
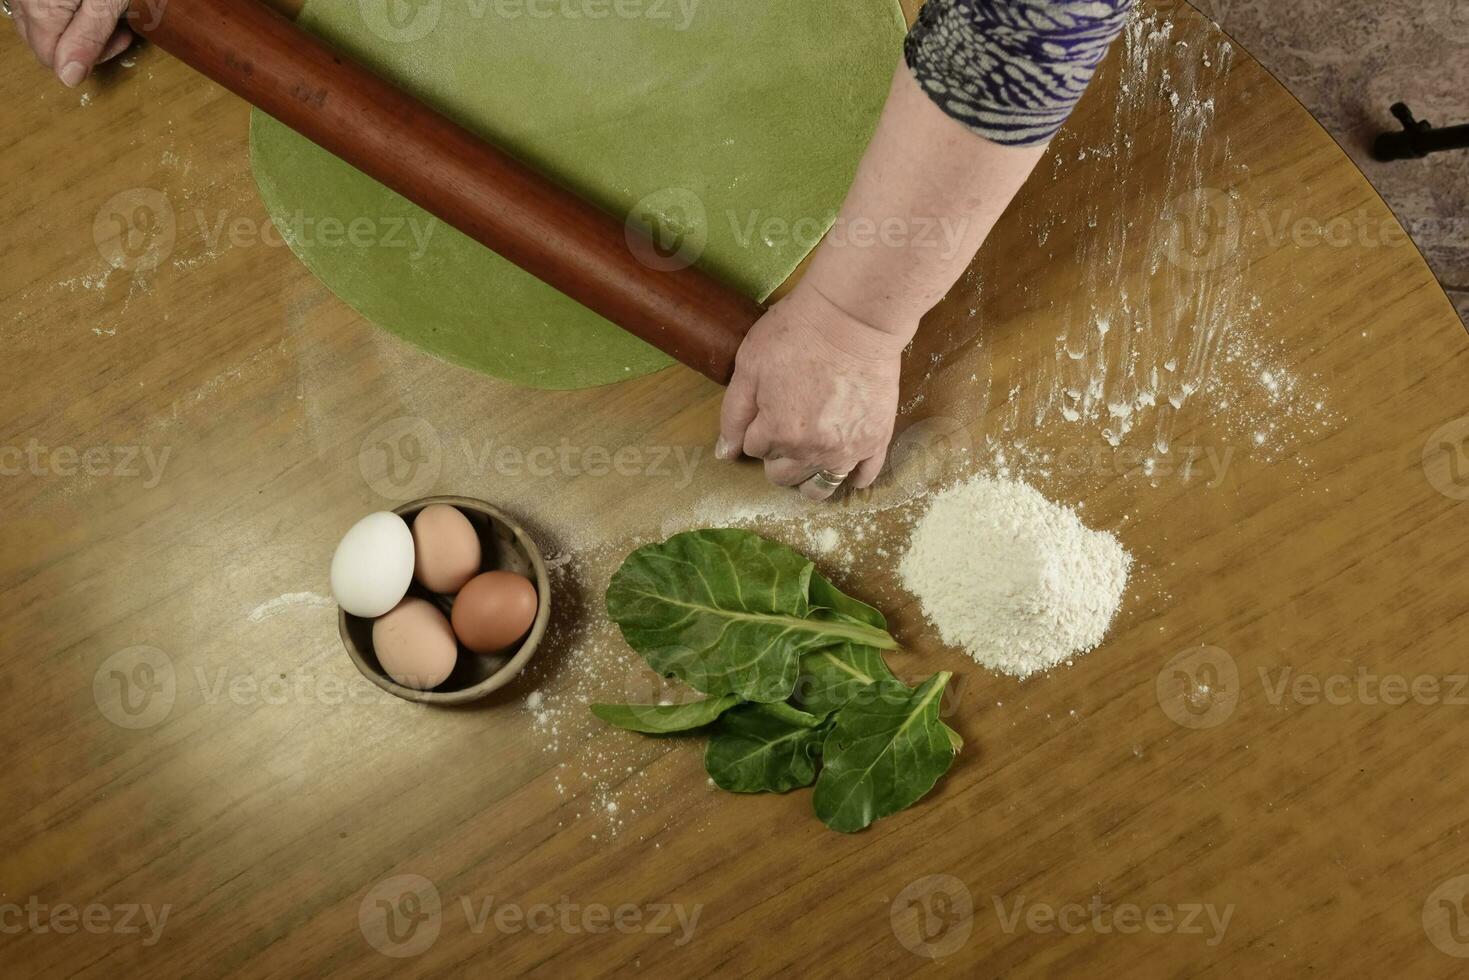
719,283,908,500
8,0,132,87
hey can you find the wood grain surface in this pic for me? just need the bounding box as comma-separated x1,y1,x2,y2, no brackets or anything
2,1,1467,977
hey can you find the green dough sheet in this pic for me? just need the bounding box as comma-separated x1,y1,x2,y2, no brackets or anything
249,0,905,389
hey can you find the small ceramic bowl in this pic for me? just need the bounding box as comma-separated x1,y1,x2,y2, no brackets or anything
339,495,550,705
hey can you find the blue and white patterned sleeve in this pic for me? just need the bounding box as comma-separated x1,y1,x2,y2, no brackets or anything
905,0,1135,146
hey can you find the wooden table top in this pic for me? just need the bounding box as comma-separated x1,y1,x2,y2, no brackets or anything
3,1,1467,976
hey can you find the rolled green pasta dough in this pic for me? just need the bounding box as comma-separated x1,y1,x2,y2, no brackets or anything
249,0,904,389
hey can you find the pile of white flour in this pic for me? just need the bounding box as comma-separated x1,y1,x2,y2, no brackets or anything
899,477,1132,677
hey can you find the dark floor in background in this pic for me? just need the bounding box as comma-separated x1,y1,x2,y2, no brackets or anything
1201,0,1468,324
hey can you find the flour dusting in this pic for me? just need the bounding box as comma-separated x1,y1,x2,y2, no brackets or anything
247,591,335,623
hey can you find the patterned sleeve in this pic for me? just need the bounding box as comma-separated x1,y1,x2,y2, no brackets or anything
905,0,1135,146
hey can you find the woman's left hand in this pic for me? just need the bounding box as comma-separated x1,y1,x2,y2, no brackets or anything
717,282,909,500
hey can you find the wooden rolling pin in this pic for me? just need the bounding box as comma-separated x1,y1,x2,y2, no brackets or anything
124,0,764,384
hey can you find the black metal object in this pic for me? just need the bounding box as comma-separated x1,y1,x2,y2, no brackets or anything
1373,103,1469,161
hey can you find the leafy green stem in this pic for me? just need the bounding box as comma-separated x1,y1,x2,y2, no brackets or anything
623,589,897,650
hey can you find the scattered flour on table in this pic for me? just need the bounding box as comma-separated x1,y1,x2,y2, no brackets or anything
246,591,335,623
900,476,1132,678
515,549,727,840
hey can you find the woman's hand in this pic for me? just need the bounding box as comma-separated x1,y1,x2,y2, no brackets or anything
717,282,909,500
9,0,132,87
712,62,1051,502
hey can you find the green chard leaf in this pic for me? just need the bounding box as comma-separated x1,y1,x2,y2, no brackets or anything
794,642,902,721
813,671,959,833
605,529,896,703
600,528,960,832
809,570,888,630
591,695,742,734
944,723,964,753
705,702,828,793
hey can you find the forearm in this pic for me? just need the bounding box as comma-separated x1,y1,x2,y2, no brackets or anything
802,63,1046,341
802,0,1134,342
720,0,1135,494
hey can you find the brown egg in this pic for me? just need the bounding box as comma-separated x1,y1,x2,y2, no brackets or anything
412,504,482,594
451,571,539,654
372,597,458,690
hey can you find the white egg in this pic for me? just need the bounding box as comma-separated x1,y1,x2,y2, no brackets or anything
330,512,415,618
